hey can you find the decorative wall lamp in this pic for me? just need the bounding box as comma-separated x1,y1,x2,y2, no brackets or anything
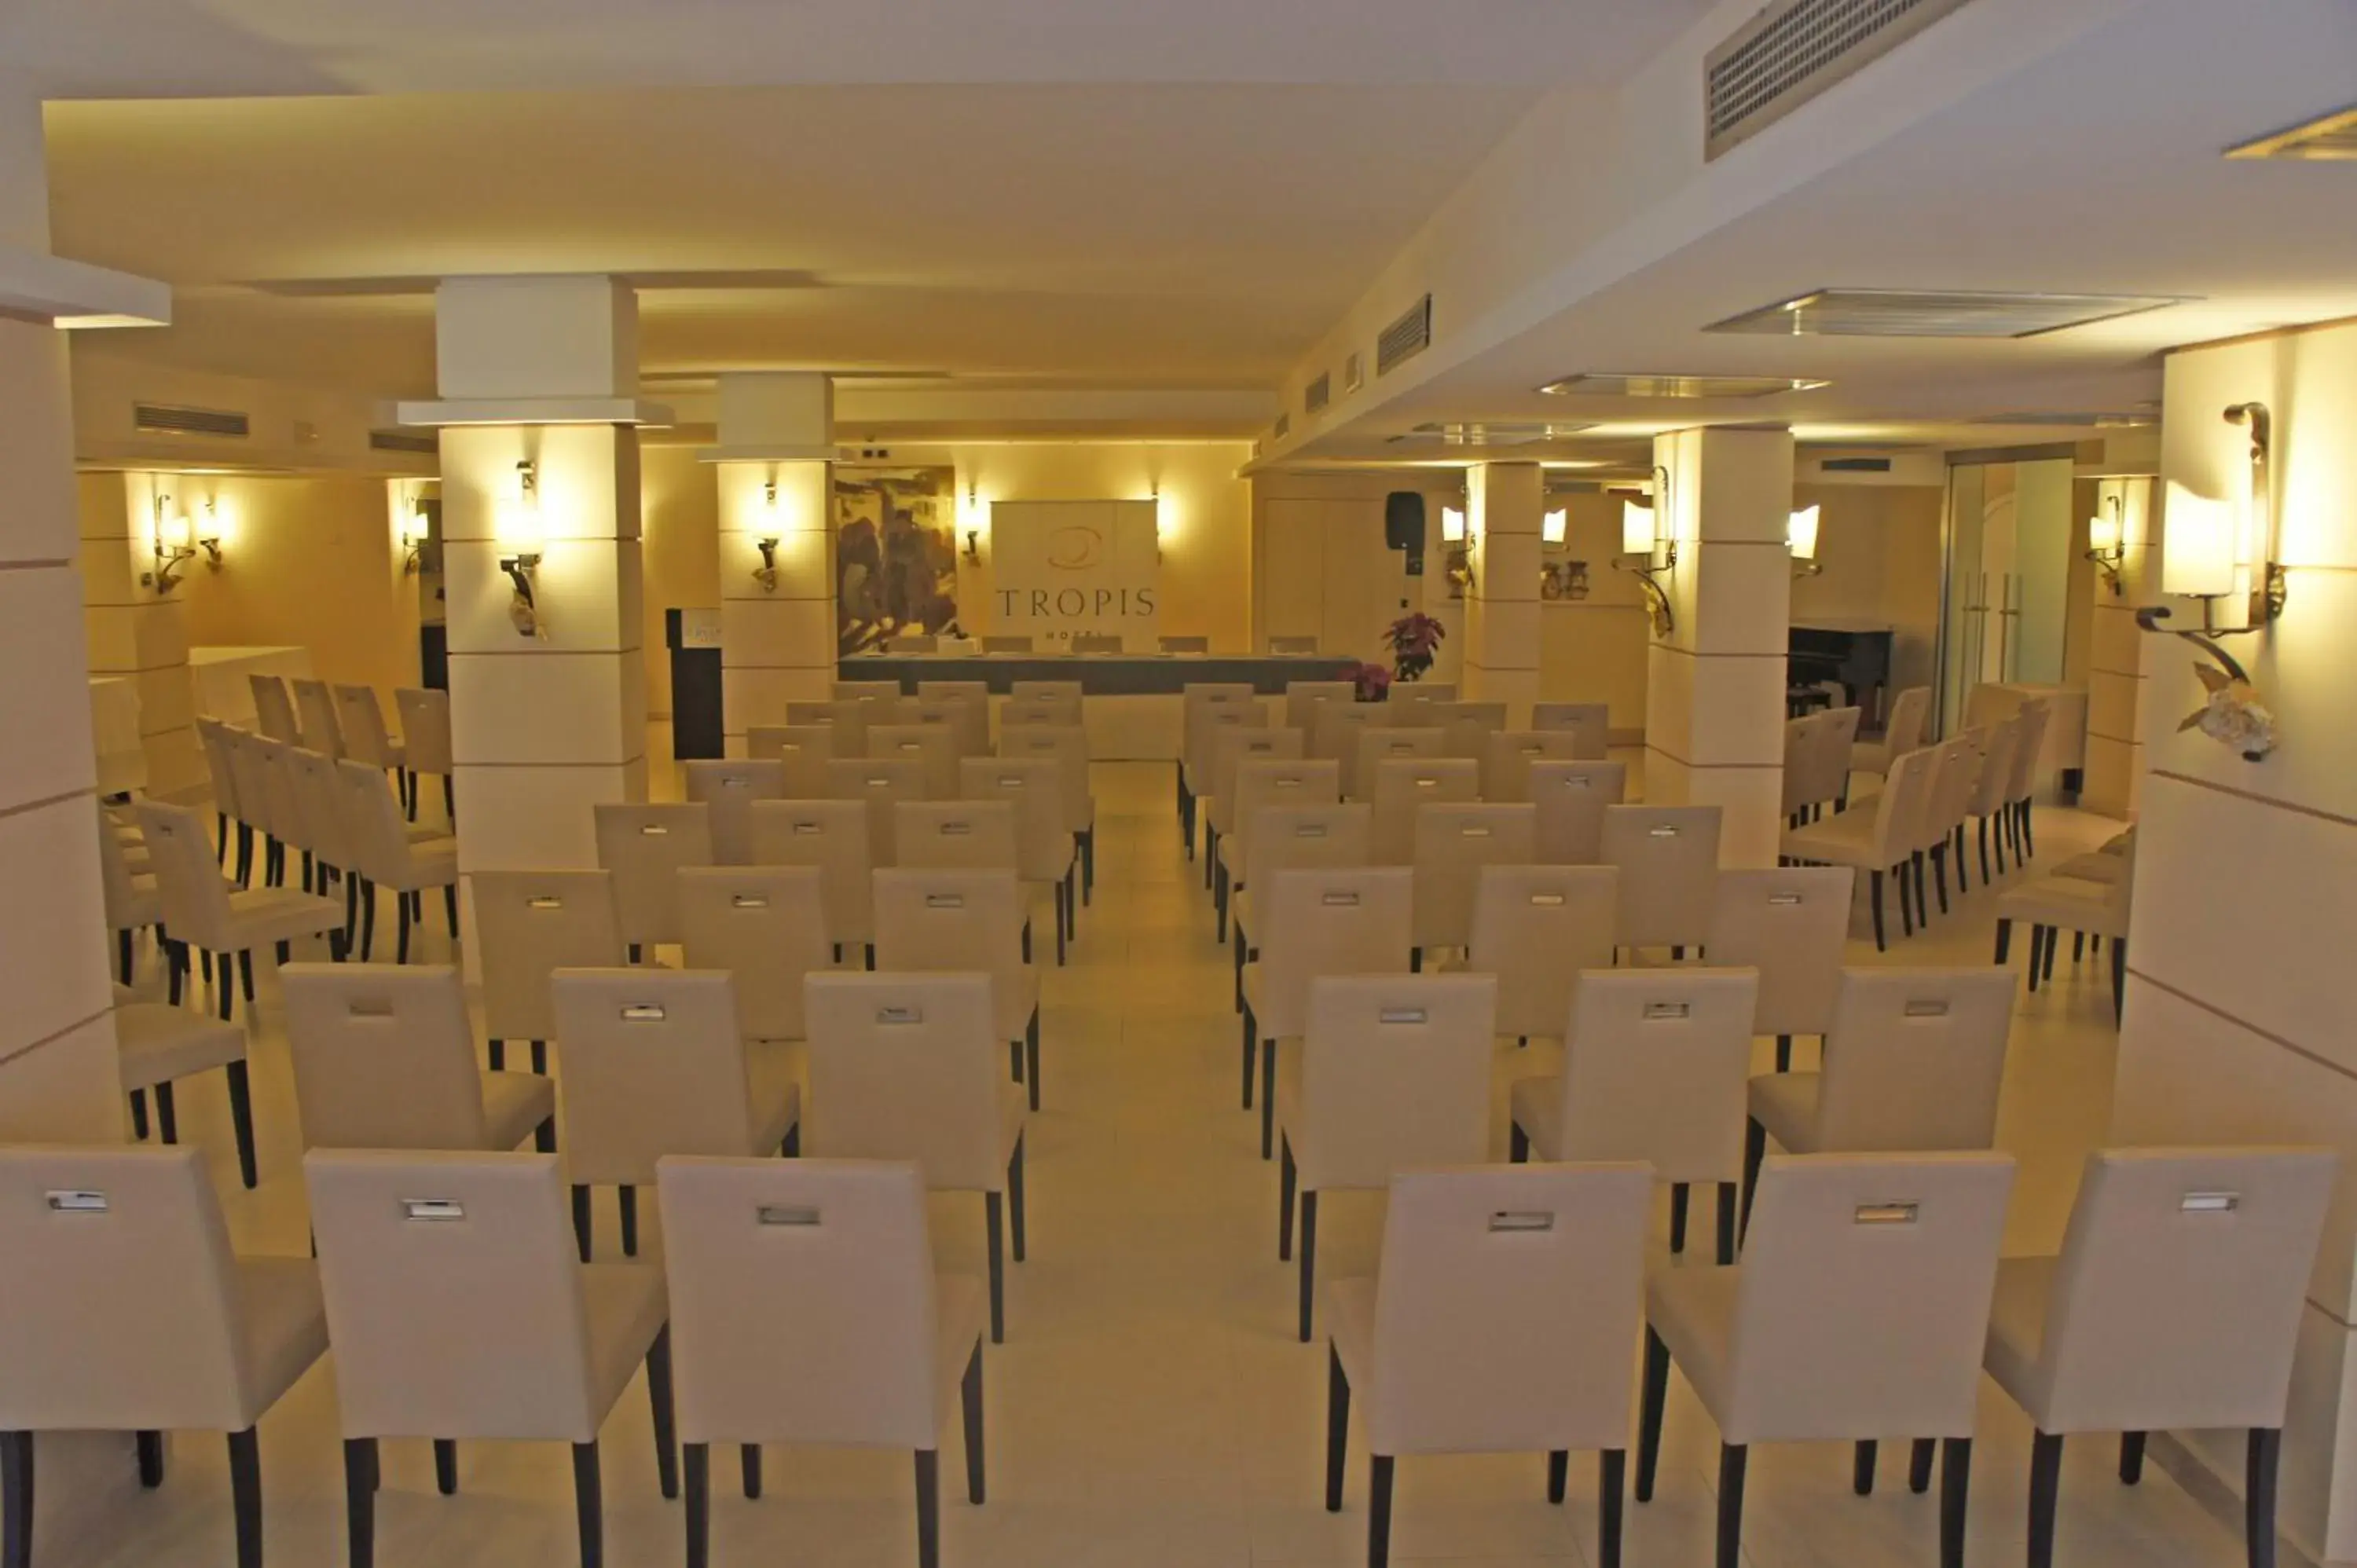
1787,504,1821,577
1613,466,1676,636
2085,494,2126,595
195,497,227,570
146,493,197,594
499,459,544,638
1541,507,1569,547
1440,505,1473,595
400,503,431,574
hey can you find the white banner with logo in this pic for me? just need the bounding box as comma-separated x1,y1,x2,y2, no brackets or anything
988,500,1160,650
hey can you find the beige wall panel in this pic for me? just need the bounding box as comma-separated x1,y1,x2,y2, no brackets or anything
449,648,646,768
0,1016,122,1145
0,796,113,1057
0,568,101,809
452,758,648,875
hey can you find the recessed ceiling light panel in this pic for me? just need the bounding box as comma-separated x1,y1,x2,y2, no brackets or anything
1706,288,2190,339
1537,372,1830,398
2226,103,2357,161
1387,421,1597,447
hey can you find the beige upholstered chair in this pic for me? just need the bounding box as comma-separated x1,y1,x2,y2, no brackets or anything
281,746,356,920
1230,798,1369,1011
1276,974,1496,1340
1215,757,1340,941
115,987,259,1187
1010,679,1083,702
283,963,556,1156
743,724,836,797
1530,760,1627,864
97,800,163,985
225,731,289,888
1356,727,1447,809
335,760,457,962
0,1145,328,1568
292,676,346,760
797,698,870,757
196,716,247,876
1368,756,1477,866
1409,802,1535,957
549,969,801,1260
249,672,300,744
995,722,1095,903
1285,680,1354,735
1509,968,1761,1265
912,693,987,760
1782,744,1938,951
1600,804,1721,955
1203,725,1307,885
305,1149,674,1566
1850,683,1930,779
1310,703,1384,798
1996,846,2134,1022
873,869,1043,1110
1637,1152,2015,1568
1745,966,2018,1227
837,680,904,705
2003,697,2055,863
1963,716,2023,885
656,1157,989,1568
827,756,929,866
1240,865,1412,1152
1466,865,1618,1047
751,799,876,962
884,710,970,787
1782,706,1862,823
593,801,714,958
471,868,628,1075
895,800,1018,874
805,973,1028,1343
333,683,410,812
677,866,831,1043
1530,702,1610,758
1986,1147,2333,1568
1703,867,1854,1072
1479,730,1588,801
1323,1164,1653,1568
137,800,346,1022
960,756,1079,963
1391,683,1457,706
1180,689,1266,855
1915,734,1986,918
394,687,455,822
684,759,788,865
1433,700,1507,760
1000,692,1081,728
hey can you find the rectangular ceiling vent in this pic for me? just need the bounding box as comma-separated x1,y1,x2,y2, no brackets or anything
1820,456,1893,472
1972,410,2156,429
1705,0,1977,160
369,429,438,455
1376,295,1433,377
1304,372,1331,416
2227,103,2357,161
1273,412,1292,441
1706,288,2188,339
133,402,250,439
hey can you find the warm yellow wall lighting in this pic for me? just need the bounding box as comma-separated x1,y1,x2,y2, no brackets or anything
1541,507,1568,546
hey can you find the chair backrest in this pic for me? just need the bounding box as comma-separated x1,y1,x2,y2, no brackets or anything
334,684,400,769
677,866,830,1041
1252,866,1413,1038
1284,680,1354,735
744,725,837,797
916,680,988,703
305,1149,607,1441
656,1156,946,1450
803,973,1009,1190
1010,680,1083,702
904,697,983,760
1728,1152,2014,1443
834,680,904,704
1208,726,1307,823
593,802,715,947
684,760,789,864
1530,702,1610,758
1356,726,1447,804
1858,744,1941,866
1001,693,1083,727
1268,634,1319,654
867,724,962,800
1919,734,1985,849
394,687,453,775
1227,760,1343,876
0,1145,253,1431
2005,698,2053,803
1292,974,1497,1191
1599,804,1721,948
983,635,1035,653
1966,716,2021,816
1702,867,1854,1037
292,677,346,759
1241,802,1372,897
94,800,153,929
1881,686,1931,760
249,673,301,743
1183,694,1267,791
282,963,494,1150
1816,967,2018,1152
1410,802,1536,950
1465,865,1618,1039
825,756,929,866
333,757,427,885
995,724,1092,835
893,800,1018,874
750,800,874,946
550,969,768,1185
1800,707,1863,806
959,757,1071,883
1781,713,1825,813
223,729,280,839
2034,1146,2337,1433
1160,635,1209,654
1435,701,1508,760
471,869,626,1042
196,716,242,819
872,869,1028,1000
1310,704,1385,789
1363,1163,1653,1456
134,800,236,947
1552,968,1760,1185
795,699,868,756
1529,761,1627,863
1369,757,1479,864
1481,730,1587,800
283,746,354,870
1391,683,1457,706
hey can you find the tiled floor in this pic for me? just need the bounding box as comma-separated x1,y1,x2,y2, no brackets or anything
72,758,2264,1568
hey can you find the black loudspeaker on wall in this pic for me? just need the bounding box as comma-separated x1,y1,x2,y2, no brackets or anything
1384,491,1425,555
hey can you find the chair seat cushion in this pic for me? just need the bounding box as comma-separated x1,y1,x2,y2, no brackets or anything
1646,1265,1745,1435
1747,1072,1823,1156
1325,1275,1378,1401
1996,875,2125,937
114,876,163,929
1781,807,1882,866
1981,1255,2058,1424
115,1003,247,1091
583,1262,670,1434
1508,1075,1565,1161
234,1257,329,1424
383,838,458,890
479,1070,558,1152
225,886,346,947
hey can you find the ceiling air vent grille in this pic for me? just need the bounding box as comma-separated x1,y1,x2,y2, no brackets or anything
1820,456,1893,472
1376,295,1432,377
368,429,438,455
1705,0,1976,159
1707,288,2187,339
133,403,250,439
1304,373,1331,415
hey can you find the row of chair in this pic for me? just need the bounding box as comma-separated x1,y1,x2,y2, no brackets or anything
249,676,450,822
867,629,1260,654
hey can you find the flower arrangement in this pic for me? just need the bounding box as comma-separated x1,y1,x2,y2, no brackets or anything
1384,612,1446,684
2179,661,2277,761
1344,661,1393,703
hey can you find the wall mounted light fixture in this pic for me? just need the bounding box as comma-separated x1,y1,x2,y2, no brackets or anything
499,459,544,637
1541,506,1569,547
1613,466,1676,635
2086,494,2125,595
400,502,431,574
195,496,227,570
146,493,197,594
753,537,782,592
1787,504,1822,577
1439,504,1473,596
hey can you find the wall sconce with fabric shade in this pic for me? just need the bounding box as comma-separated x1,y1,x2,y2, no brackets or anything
2086,495,2125,595
145,493,198,593
400,502,431,574
1787,504,1821,577
499,459,545,637
192,496,228,570
1440,506,1467,544
1620,500,1655,558
1613,467,1676,635
1541,507,1568,547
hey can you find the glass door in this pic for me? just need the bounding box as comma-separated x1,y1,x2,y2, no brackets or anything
1941,456,2074,734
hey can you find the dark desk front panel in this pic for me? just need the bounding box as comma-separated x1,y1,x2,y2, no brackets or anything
839,654,1360,697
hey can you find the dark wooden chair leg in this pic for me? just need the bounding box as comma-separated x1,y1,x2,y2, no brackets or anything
1508,1122,1529,1163
1025,1013,1041,1112
914,1449,941,1568
130,1087,149,1140
648,1327,679,1500
1278,1138,1297,1260
985,1192,1006,1344
1635,1327,1669,1503
1909,1436,1936,1493
136,1431,164,1487
1853,1438,1877,1496
1241,1007,1255,1108
1715,1184,1737,1265
2120,1431,2146,1484
571,1442,603,1568
741,1445,761,1500
1716,1444,1747,1568
2028,1431,2062,1568
961,1346,985,1505
1367,1455,1395,1568
1,1432,30,1568
1669,1184,1689,1255
2249,1427,2282,1568
227,1427,262,1568
489,1037,505,1072
1008,1138,1027,1262
619,1186,639,1257
1298,1190,1318,1343
1741,1117,1766,1234
156,1082,179,1145
1600,1449,1626,1568
434,1438,459,1494
1547,1449,1567,1504
1941,1437,1971,1568
572,1185,594,1262
226,1061,259,1190
343,1439,376,1568
685,1445,710,1568
1995,917,2012,965
1325,1347,1351,1511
